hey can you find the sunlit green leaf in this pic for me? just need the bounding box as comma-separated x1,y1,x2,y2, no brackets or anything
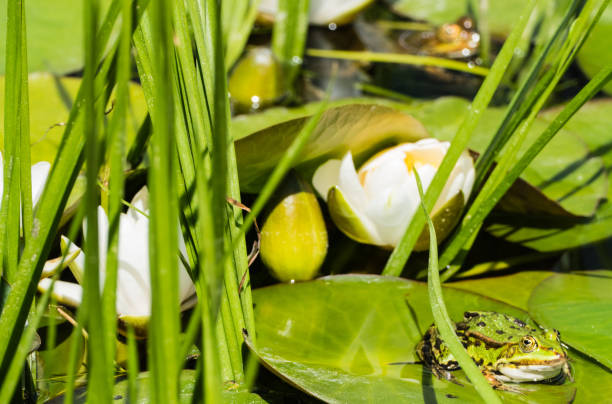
386,0,551,37
577,5,612,95
488,99,612,251
111,370,266,403
250,275,578,403
234,103,429,192
0,0,111,75
449,271,555,311
410,97,607,218
0,74,147,164
528,270,612,370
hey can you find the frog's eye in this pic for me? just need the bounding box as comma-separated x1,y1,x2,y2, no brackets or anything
520,336,538,353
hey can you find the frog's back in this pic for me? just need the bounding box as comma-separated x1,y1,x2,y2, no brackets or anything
458,311,538,344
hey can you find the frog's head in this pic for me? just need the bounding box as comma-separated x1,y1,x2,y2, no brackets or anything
496,329,569,382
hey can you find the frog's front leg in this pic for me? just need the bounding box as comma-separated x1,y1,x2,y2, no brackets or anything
482,370,523,394
429,364,463,387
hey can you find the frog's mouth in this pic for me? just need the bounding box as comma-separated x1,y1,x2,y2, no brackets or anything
497,358,567,382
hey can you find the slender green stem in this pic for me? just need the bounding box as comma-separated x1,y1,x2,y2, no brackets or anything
127,326,140,404
414,170,501,404
272,0,310,90
102,0,132,391
147,0,181,401
306,49,490,76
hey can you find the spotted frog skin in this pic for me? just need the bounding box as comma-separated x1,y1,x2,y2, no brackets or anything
416,311,571,390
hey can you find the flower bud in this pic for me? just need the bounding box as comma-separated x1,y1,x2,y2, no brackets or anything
312,138,474,250
260,173,328,282
229,47,285,113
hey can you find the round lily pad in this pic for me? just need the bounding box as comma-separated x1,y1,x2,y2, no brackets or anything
528,270,612,370
250,274,579,403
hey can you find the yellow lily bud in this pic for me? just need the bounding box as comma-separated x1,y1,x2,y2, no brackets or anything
260,174,328,282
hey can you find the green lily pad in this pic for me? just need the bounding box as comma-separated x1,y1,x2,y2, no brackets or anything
414,98,607,218
36,319,87,402
577,5,612,95
111,370,266,403
0,0,111,75
449,271,555,311
570,348,612,404
528,270,612,370
486,100,612,251
234,103,429,192
250,274,578,403
386,0,537,37
0,73,148,164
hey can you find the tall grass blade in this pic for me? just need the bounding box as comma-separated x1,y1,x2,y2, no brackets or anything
82,0,112,400
414,170,501,404
147,0,181,401
272,0,310,90
102,0,132,391
440,66,612,280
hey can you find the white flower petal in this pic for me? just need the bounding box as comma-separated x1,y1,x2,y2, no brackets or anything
312,159,342,201
97,206,109,287
363,162,419,246
61,235,85,284
338,152,369,213
41,246,82,279
38,278,83,307
30,161,51,208
128,186,150,221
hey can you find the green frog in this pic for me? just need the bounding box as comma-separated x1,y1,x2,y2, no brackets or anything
416,311,571,391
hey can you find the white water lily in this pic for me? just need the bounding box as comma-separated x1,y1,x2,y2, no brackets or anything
38,187,196,329
312,139,475,249
0,151,51,211
258,0,374,26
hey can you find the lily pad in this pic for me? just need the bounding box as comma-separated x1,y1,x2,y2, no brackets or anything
449,271,555,311
486,100,612,251
0,0,111,74
111,370,266,403
411,98,607,218
234,103,428,192
250,274,578,403
528,270,612,370
577,5,612,95
386,0,536,37
0,73,148,164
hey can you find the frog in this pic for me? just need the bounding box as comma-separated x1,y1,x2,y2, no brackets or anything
416,311,572,391
399,17,480,59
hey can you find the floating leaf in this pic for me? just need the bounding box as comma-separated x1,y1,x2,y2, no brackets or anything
250,274,578,403
234,103,428,192
0,0,111,74
0,73,148,164
528,270,612,370
449,271,555,311
412,98,607,218
386,0,534,37
487,100,612,251
111,370,266,403
577,5,612,95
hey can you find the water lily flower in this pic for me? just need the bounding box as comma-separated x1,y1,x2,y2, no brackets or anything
312,139,475,250
0,151,51,211
258,0,374,26
39,187,196,332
